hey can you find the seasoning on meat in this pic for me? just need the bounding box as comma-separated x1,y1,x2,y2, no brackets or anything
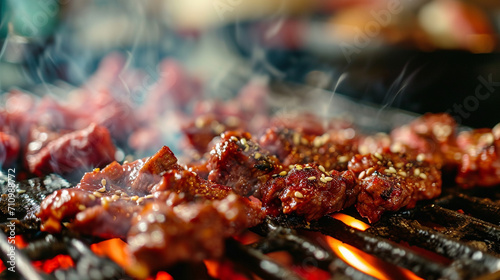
38,146,183,237
391,113,462,168
207,131,282,196
259,127,358,171
128,194,264,276
258,163,358,220
348,152,442,223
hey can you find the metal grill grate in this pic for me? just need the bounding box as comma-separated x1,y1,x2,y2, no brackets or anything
1,173,500,280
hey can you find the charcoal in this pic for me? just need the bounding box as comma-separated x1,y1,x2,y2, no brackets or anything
0,173,71,233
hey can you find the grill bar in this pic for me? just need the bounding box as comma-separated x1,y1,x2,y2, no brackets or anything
250,226,377,280
436,193,500,226
308,216,458,280
414,205,500,253
369,216,500,278
225,238,304,280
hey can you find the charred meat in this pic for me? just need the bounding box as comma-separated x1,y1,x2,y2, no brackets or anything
348,152,442,223
207,131,282,196
258,164,358,221
259,127,358,171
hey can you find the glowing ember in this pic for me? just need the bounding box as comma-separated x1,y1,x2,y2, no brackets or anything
326,237,423,280
13,235,27,249
331,213,370,231
149,271,174,280
32,255,74,274
204,259,249,280
232,231,262,245
204,260,220,278
91,238,130,268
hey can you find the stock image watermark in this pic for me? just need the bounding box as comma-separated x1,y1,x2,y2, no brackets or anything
213,0,243,20
340,0,406,63
6,168,17,272
445,74,500,124
13,0,71,37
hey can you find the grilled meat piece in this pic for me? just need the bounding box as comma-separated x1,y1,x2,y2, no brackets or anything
25,123,116,177
38,146,237,238
357,133,393,155
38,146,179,237
182,80,270,154
152,169,232,200
270,113,354,137
348,153,442,223
128,193,264,275
258,164,358,221
207,131,282,196
456,129,500,188
38,188,140,238
182,114,242,154
391,113,462,168
259,127,358,171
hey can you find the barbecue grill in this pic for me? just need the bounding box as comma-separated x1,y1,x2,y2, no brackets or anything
2,1,500,280
1,87,499,280
2,171,500,280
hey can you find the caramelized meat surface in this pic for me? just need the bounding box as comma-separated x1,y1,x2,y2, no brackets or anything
269,113,353,137
348,152,442,223
26,123,116,176
182,114,242,154
207,131,282,196
129,194,264,275
391,113,461,168
259,127,358,171
258,164,358,221
152,169,232,200
38,146,181,238
456,129,500,188
181,80,269,154
357,133,392,155
38,146,246,240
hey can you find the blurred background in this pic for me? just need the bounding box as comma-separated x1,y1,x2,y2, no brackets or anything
1,0,500,128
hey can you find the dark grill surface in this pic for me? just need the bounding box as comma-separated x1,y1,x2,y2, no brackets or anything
1,173,500,280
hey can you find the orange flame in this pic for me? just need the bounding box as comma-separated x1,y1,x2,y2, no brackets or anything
327,214,423,280
331,213,370,231
91,238,175,280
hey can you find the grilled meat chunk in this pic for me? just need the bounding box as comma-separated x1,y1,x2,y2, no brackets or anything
258,164,358,221
456,129,500,188
38,146,238,238
128,193,264,275
391,113,461,168
207,131,282,196
181,80,269,153
182,114,243,154
259,127,358,171
348,153,442,223
25,123,116,177
269,113,354,137
357,133,393,155
38,146,180,237
152,169,232,200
